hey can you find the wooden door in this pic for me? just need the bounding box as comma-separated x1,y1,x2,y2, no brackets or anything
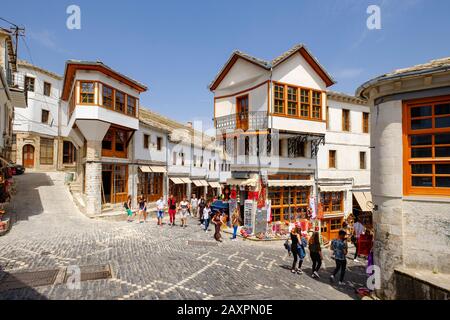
23,145,35,168
236,95,249,131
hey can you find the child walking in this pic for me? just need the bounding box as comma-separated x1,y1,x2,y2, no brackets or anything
330,229,348,285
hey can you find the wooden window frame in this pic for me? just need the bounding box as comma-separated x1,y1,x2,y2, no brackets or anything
272,82,324,121
138,171,163,202
143,134,149,149
102,84,114,109
311,91,322,120
403,96,450,196
326,106,330,129
329,150,336,169
156,136,162,151
79,81,96,104
63,141,77,164
287,86,298,116
360,151,366,170
320,192,343,215
43,81,51,97
362,112,369,133
101,126,128,158
342,109,350,132
127,95,137,117
25,76,35,92
115,90,125,113
269,186,311,222
41,109,49,124
40,137,54,165
274,84,285,114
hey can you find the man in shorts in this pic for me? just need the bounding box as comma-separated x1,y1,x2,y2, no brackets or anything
178,196,190,228
156,196,165,226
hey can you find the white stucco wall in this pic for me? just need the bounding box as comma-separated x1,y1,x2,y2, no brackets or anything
13,65,62,137
318,99,371,187
134,124,167,163
271,53,326,91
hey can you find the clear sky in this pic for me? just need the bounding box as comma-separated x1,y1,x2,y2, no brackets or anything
2,0,450,129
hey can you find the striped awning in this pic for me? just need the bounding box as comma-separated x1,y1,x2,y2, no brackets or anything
180,178,192,184
353,191,373,212
139,166,152,173
170,177,184,184
149,166,166,173
209,182,221,188
319,185,348,192
268,180,314,187
192,180,208,187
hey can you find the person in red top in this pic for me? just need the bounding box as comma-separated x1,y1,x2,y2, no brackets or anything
167,194,177,226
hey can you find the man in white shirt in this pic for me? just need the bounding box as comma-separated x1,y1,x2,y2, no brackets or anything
156,197,165,226
353,217,365,262
190,194,198,218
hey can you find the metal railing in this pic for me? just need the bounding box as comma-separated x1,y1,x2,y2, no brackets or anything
215,111,268,131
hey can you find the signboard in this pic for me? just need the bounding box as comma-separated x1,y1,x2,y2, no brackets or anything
228,199,238,216
309,196,316,219
254,208,267,235
243,199,256,234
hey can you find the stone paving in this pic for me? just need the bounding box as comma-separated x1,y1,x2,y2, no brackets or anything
0,172,368,300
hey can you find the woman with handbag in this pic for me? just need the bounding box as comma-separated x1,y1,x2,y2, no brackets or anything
290,225,305,274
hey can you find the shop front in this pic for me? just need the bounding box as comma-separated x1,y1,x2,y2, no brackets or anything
101,163,128,204
319,191,344,241
207,181,221,200
169,177,189,201
267,174,314,223
191,179,208,199
352,191,373,231
138,165,165,202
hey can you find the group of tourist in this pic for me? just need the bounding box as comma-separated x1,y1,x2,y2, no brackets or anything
123,194,241,243
286,218,367,286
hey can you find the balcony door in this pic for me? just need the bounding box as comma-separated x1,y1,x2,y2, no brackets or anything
236,95,249,131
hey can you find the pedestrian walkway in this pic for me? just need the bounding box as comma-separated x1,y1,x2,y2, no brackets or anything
0,172,367,300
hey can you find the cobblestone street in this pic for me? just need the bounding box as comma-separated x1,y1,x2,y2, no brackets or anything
0,173,367,300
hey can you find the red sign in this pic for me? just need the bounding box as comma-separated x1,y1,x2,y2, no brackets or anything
357,234,373,257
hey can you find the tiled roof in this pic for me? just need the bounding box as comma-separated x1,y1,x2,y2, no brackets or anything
139,107,217,149
356,57,450,98
209,44,335,89
327,90,367,105
18,60,63,80
65,60,148,91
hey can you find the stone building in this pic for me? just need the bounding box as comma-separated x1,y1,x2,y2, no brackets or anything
12,60,66,171
0,28,26,161
210,45,371,241
357,57,450,299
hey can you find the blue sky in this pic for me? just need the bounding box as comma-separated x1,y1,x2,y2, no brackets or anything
2,0,450,128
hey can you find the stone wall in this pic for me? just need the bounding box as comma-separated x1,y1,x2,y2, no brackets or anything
402,198,450,274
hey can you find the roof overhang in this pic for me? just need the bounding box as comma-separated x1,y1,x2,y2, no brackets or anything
61,61,148,101
208,44,335,91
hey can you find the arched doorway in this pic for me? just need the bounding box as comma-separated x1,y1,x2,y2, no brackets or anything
23,144,35,168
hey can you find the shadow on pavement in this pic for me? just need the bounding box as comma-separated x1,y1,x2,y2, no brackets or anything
0,267,49,300
4,172,53,227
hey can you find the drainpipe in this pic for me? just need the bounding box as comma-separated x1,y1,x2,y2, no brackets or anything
165,132,169,203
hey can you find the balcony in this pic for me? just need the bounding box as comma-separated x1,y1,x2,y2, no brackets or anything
215,111,268,132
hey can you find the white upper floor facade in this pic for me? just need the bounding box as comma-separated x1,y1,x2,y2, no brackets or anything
13,61,62,137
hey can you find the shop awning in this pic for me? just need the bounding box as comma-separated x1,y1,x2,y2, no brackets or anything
139,166,152,173
268,180,314,187
170,177,184,184
226,177,258,187
353,191,373,212
192,180,205,187
319,185,348,192
181,178,192,184
209,182,221,188
149,166,166,173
